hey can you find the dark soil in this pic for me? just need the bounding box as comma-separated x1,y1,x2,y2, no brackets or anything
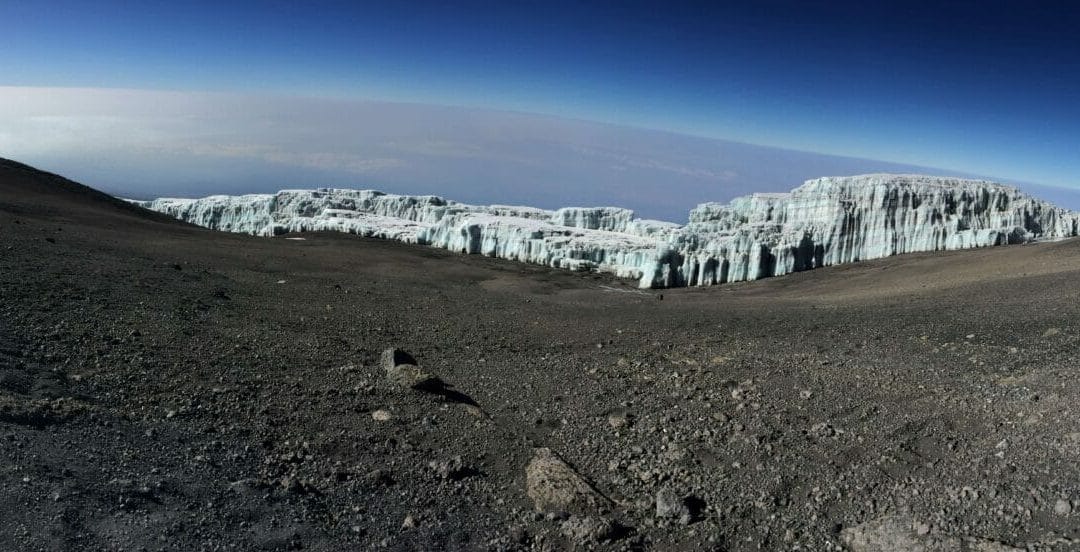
2,157,1080,551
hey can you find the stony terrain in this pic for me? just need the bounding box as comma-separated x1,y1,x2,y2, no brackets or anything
3,157,1080,551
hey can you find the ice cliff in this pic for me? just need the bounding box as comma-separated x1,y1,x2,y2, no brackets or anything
132,174,1079,289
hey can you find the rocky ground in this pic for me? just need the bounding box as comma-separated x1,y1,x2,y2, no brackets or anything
2,157,1080,551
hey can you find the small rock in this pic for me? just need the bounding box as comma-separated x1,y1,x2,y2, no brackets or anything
461,403,487,418
841,515,1024,552
655,489,691,523
381,348,417,369
841,516,927,551
227,479,259,494
371,409,392,422
545,511,567,522
663,443,687,462
386,363,440,389
428,455,468,480
809,422,837,438
507,525,528,544
402,514,417,528
367,469,394,486
560,515,617,545
381,348,441,390
607,410,633,429
1054,499,1072,516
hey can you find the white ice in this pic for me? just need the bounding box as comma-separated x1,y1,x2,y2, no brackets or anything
132,174,1079,289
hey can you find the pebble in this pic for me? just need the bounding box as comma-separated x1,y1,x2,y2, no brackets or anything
428,455,467,480
607,411,633,429
1054,499,1072,516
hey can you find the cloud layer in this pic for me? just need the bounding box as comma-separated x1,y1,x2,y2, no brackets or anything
2,87,1077,221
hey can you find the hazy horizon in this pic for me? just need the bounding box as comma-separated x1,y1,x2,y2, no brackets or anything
5,86,1080,222
3,1,1080,219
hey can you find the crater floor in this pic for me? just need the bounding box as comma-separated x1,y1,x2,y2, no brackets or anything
3,159,1080,551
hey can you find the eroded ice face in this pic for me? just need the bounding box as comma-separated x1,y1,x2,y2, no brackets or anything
133,174,1078,289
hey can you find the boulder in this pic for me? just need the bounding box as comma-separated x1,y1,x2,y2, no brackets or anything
525,448,611,515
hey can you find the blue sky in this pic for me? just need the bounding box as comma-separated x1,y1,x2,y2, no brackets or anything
2,1,1079,215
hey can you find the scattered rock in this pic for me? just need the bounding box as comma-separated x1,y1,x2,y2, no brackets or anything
525,448,612,515
607,410,633,429
963,538,1025,552
841,516,926,551
1054,498,1072,516
461,403,487,418
560,515,618,545
381,348,417,369
386,363,440,389
655,489,691,524
842,515,1025,552
662,443,687,462
507,525,529,545
227,479,261,494
366,469,394,486
809,422,838,438
428,455,469,480
381,347,441,390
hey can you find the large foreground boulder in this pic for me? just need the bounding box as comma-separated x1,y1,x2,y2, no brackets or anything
525,448,612,516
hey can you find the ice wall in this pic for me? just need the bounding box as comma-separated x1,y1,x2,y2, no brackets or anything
133,174,1080,288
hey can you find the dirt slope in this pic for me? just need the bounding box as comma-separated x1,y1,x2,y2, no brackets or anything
2,159,1080,551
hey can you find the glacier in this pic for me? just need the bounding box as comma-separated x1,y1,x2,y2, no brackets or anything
132,174,1080,289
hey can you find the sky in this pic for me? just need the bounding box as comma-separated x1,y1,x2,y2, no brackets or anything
2,1,1079,219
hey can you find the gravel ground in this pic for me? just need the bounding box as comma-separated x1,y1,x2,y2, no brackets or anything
3,158,1080,551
